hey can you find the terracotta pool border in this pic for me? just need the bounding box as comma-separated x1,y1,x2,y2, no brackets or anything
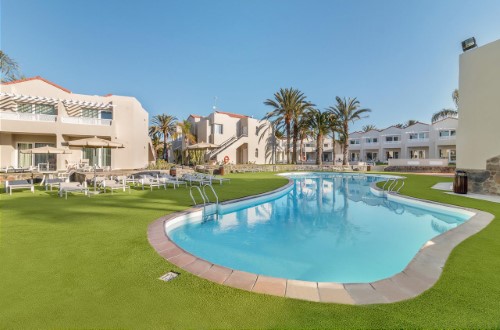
147,175,494,305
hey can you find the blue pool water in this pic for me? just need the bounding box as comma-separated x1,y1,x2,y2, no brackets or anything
168,173,471,283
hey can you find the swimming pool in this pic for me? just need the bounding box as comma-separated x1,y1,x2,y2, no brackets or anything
167,173,473,283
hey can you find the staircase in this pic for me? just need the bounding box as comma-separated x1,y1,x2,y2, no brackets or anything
207,133,247,159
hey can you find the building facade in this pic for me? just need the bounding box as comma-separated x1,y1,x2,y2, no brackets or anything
347,118,457,163
174,111,274,164
0,77,153,171
457,38,500,195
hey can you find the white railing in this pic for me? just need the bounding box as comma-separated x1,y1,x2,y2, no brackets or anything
0,111,57,122
388,158,449,167
407,138,429,143
438,136,456,140
383,140,401,145
61,116,112,126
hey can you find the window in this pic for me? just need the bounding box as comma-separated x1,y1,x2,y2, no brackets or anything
365,137,378,143
17,143,56,169
213,124,223,134
349,139,360,145
324,143,329,148
439,130,456,138
385,135,400,142
386,151,399,159
83,147,111,167
101,111,113,120
409,132,429,140
255,126,259,136
82,109,99,118
255,148,259,157
366,152,378,161
17,103,55,115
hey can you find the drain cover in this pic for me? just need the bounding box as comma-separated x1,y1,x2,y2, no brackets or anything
159,271,179,282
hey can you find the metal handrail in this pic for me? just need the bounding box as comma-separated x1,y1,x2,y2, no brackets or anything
387,179,399,192
395,181,405,194
189,186,206,205
203,184,219,205
382,178,395,191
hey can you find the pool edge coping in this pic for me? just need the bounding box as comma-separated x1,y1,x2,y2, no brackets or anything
147,174,495,305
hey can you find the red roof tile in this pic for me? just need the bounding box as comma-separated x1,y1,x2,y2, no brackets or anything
216,111,249,119
2,76,71,93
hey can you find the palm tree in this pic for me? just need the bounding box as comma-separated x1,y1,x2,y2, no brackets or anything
328,112,340,163
175,120,196,165
263,88,313,164
296,117,312,163
305,108,331,165
328,97,371,165
405,119,418,127
432,89,459,123
362,124,377,132
148,130,163,160
291,93,315,164
150,114,177,162
0,50,23,82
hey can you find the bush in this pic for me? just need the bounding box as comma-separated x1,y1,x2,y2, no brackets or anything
147,159,174,170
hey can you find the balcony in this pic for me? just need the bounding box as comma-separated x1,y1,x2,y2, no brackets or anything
383,140,401,145
61,116,112,126
0,111,57,122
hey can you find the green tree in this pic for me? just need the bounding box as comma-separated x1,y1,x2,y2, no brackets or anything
174,120,196,165
305,108,331,165
263,88,313,164
362,124,377,132
432,89,459,123
328,97,371,165
150,114,177,162
0,50,23,82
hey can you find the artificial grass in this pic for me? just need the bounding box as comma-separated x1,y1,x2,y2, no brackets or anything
0,172,499,328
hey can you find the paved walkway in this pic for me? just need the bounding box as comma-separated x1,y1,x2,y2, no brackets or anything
432,182,500,203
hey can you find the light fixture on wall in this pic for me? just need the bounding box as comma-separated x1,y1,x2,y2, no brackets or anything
461,37,477,52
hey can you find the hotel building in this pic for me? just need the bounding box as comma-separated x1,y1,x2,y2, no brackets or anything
0,77,153,171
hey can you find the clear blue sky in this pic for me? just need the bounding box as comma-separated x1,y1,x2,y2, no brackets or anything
1,0,499,131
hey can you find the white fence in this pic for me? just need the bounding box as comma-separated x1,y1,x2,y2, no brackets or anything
388,158,449,167
61,116,112,126
0,111,57,122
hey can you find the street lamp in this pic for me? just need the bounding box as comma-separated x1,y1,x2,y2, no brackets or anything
461,37,477,52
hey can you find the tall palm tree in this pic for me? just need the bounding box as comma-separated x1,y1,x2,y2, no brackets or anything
150,114,177,162
405,119,418,127
296,117,312,163
174,120,196,165
329,112,341,163
263,88,313,164
328,97,371,165
291,93,315,164
0,50,23,82
148,130,163,160
432,89,459,123
362,124,377,132
305,108,331,165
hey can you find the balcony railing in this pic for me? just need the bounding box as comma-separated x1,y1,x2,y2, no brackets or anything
383,140,401,145
408,138,429,143
438,135,456,140
61,116,112,126
0,111,57,122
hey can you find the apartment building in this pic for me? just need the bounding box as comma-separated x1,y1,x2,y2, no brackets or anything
0,76,153,171
177,110,274,164
347,118,458,163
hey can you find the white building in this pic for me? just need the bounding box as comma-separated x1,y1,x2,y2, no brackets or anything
174,110,274,164
347,118,457,163
0,76,153,171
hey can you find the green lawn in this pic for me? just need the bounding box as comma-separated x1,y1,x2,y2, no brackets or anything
1,172,499,328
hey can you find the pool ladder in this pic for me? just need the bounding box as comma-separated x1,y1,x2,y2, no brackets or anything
189,184,220,220
382,178,405,195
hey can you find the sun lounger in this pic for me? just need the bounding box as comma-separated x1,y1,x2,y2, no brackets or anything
157,175,187,189
140,177,166,190
44,178,66,191
5,180,35,195
59,182,89,199
101,179,130,194
203,175,230,185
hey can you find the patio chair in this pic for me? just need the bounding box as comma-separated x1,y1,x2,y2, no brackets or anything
59,182,89,199
140,177,166,190
157,174,187,189
5,180,35,195
204,174,231,185
101,179,130,194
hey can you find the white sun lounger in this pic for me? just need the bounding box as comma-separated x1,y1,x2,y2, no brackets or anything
101,179,130,194
140,177,166,190
5,180,35,195
59,182,89,199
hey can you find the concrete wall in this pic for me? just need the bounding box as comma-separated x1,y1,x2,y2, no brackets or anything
457,39,500,170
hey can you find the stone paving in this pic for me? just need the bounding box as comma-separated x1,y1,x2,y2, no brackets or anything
147,181,494,305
